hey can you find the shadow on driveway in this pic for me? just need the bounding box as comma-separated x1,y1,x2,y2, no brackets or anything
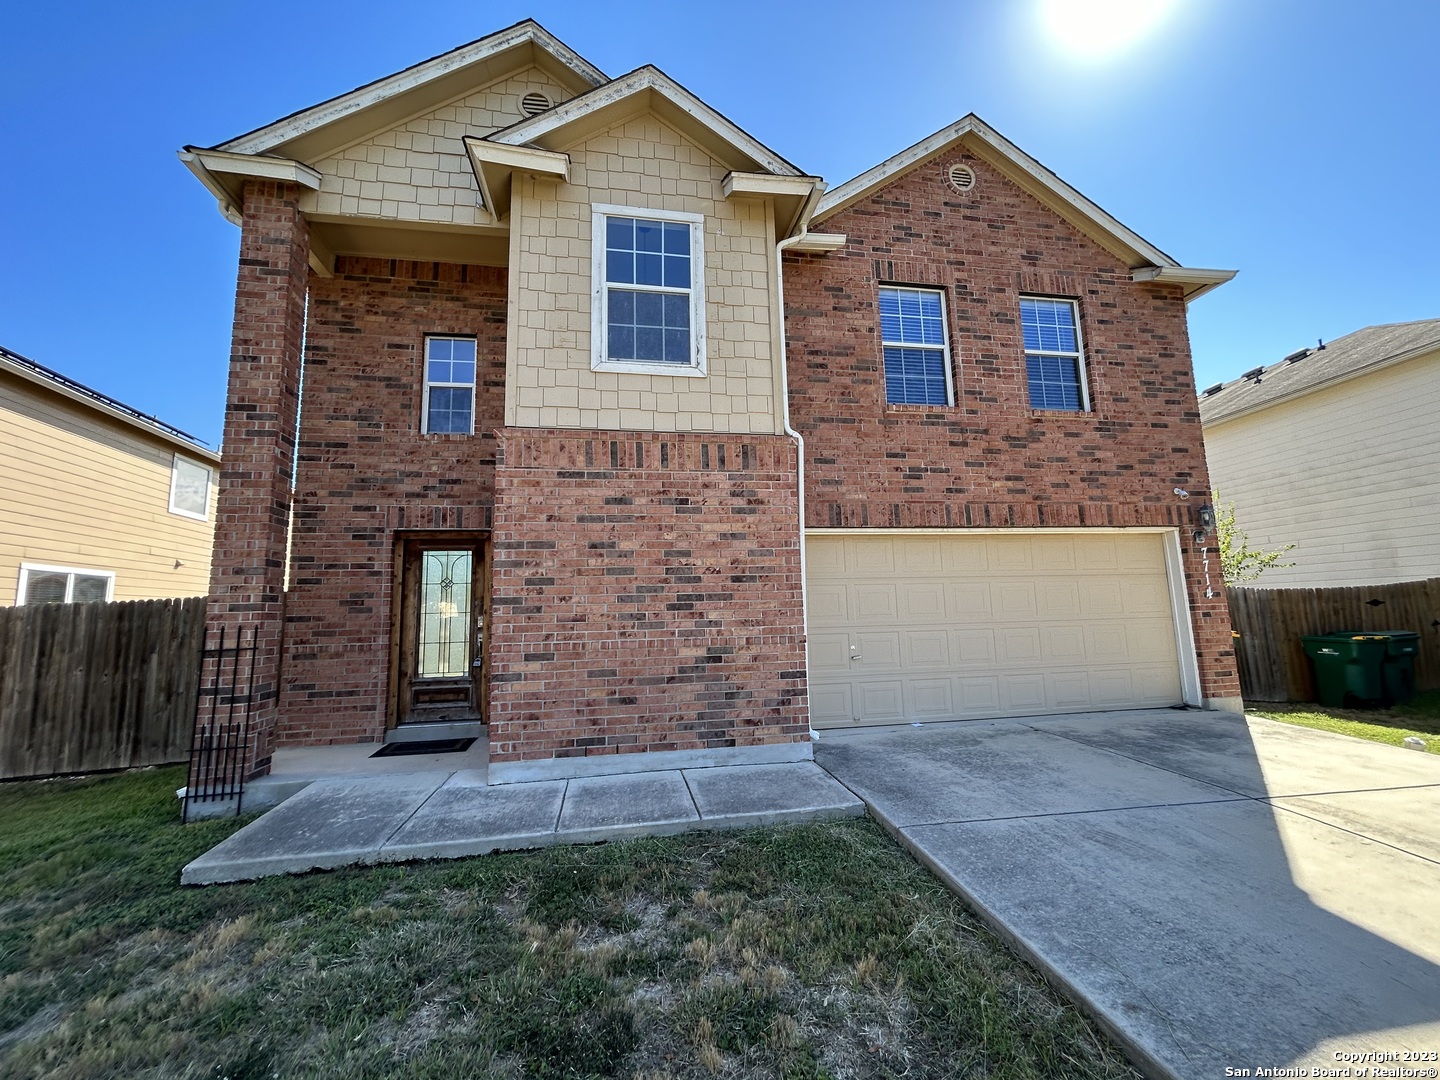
815,708,1440,1080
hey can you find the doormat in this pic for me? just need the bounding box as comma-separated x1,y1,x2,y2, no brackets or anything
371,738,477,758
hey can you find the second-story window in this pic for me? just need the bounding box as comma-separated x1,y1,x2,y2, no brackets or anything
592,205,707,376
880,286,952,405
422,336,477,434
1021,297,1088,411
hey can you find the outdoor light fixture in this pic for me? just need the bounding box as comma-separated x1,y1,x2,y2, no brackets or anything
1199,505,1215,529
1173,487,1190,499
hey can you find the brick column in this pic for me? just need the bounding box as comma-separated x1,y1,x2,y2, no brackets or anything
204,180,310,779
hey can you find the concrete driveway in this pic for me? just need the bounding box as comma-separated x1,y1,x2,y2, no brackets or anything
815,709,1440,1080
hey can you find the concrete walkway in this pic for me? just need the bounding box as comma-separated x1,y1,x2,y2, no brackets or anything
815,709,1440,1080
182,760,862,885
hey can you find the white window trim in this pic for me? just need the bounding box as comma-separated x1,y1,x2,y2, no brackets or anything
168,453,213,521
590,203,708,378
17,563,116,605
879,284,955,407
421,335,478,435
1020,295,1091,412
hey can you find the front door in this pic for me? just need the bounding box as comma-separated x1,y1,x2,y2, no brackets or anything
395,539,488,724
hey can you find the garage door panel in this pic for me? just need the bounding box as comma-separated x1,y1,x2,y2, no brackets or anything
1043,625,1087,660
805,532,1185,729
999,627,1042,663
809,683,852,725
1003,674,1047,710
1050,671,1092,708
847,538,894,573
859,681,905,720
1038,581,1081,617
948,582,992,619
853,584,898,620
953,629,996,662
904,630,950,668
808,584,848,623
897,538,944,574
809,632,852,672
855,632,901,670
899,583,947,620
910,679,954,717
994,582,1037,619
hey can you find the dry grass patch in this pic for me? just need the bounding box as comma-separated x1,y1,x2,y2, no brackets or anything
0,766,1141,1079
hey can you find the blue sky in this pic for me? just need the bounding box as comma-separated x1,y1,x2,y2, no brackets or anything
3,0,1436,447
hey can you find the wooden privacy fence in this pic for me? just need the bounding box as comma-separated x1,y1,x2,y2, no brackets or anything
0,596,206,780
1227,578,1440,702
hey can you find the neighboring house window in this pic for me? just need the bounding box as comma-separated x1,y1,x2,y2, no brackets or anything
169,454,213,520
591,205,706,376
422,336,477,434
1020,296,1088,411
17,564,114,605
880,286,952,405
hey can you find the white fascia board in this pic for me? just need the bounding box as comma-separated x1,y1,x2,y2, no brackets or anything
815,115,1181,270
0,356,220,463
490,67,804,178
722,172,825,239
217,21,608,155
185,148,323,188
786,232,847,253
463,138,570,216
1132,266,1238,302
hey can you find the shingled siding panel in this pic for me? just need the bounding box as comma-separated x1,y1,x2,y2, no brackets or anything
784,148,1240,704
487,429,809,764
277,257,508,745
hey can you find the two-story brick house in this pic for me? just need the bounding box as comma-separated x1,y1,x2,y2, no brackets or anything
182,21,1240,785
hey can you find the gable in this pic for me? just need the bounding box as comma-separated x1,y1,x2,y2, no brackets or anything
305,67,575,230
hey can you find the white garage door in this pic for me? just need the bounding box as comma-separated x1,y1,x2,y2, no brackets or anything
806,532,1184,728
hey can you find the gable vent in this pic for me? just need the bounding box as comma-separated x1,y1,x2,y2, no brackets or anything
521,91,552,117
947,163,976,193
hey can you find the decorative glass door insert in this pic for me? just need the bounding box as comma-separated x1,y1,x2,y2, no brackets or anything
417,550,473,679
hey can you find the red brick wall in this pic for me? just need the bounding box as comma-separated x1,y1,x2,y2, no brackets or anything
784,147,1240,702
487,429,810,764
277,256,507,744
205,181,311,776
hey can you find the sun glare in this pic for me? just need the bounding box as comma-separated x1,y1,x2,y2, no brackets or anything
1039,0,1176,57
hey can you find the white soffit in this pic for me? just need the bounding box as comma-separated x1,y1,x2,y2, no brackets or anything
462,139,571,218
178,147,323,222
722,172,825,239
487,66,805,179
211,21,608,161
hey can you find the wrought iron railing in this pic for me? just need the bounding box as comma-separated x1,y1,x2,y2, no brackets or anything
182,625,257,821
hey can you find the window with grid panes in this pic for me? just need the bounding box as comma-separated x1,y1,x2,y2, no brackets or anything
1020,297,1087,411
880,286,951,405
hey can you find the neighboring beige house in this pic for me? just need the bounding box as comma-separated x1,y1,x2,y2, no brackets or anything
0,345,219,606
1199,318,1440,588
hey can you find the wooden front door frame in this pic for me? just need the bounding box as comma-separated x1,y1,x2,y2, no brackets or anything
388,531,491,728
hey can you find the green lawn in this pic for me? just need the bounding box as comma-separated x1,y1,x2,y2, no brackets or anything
1249,689,1440,753
0,766,1139,1080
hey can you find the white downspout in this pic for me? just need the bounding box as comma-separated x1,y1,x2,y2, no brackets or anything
774,230,814,739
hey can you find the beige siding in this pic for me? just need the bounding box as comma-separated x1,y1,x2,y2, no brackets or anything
0,376,216,606
1203,350,1440,587
506,113,781,434
303,67,572,228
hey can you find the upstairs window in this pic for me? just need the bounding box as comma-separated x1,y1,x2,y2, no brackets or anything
880,286,952,405
592,205,706,376
18,563,114,604
1021,297,1088,411
423,336,477,434
169,454,212,521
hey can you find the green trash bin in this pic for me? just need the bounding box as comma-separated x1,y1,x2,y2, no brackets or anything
1301,631,1419,708
1380,631,1420,706
1301,632,1387,707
